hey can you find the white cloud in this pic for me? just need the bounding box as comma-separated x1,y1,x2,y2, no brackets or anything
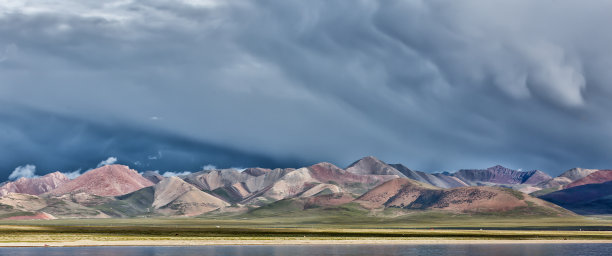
231,167,246,172
202,164,216,171
8,164,38,180
62,169,82,179
162,171,192,177
96,156,118,167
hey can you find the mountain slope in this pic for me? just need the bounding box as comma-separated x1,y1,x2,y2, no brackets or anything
390,164,468,188
152,177,229,216
308,162,398,195
48,165,154,196
539,181,612,215
346,156,405,176
356,178,571,215
142,171,164,184
0,193,109,219
533,168,599,196
184,168,294,203
0,172,69,196
565,170,612,189
453,165,551,185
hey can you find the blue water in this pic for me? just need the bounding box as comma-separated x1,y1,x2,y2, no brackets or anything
0,244,610,256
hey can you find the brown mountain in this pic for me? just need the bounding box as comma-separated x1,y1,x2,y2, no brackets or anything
565,170,612,189
346,157,469,189
531,168,600,197
152,177,229,216
356,178,570,215
0,193,110,219
308,162,398,194
0,172,69,196
48,165,154,196
346,156,405,176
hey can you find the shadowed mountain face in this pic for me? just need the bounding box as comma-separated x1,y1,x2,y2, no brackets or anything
142,171,165,184
0,156,606,219
539,181,612,215
538,170,612,215
0,172,69,196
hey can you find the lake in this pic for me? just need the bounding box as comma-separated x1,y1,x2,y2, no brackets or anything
0,244,610,256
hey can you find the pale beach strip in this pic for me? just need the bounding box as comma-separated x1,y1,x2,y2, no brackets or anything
1,239,612,247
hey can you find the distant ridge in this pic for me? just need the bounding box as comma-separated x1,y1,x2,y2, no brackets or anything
0,156,609,219
453,165,551,185
565,170,612,189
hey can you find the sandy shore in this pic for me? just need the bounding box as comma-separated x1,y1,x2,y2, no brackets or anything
1,239,611,247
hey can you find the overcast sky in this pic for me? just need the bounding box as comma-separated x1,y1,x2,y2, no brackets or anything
2,0,612,179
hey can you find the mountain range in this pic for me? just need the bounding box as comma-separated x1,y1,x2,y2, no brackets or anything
1,156,610,220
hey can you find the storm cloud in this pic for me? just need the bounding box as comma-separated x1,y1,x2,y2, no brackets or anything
1,0,612,179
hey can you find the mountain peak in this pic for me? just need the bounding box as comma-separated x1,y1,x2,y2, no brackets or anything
486,165,514,172
347,156,382,167
48,164,154,197
0,171,70,197
559,168,599,181
345,156,403,176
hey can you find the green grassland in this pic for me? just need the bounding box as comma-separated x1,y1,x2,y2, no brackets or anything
0,212,610,243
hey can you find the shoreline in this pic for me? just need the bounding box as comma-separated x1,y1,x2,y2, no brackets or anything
1,239,612,247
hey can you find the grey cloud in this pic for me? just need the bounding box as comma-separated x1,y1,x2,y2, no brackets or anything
1,0,612,177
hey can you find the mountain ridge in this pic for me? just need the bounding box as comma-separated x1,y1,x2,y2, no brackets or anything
0,156,607,219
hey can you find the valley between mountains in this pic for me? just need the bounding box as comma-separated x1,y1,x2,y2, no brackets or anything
0,156,610,220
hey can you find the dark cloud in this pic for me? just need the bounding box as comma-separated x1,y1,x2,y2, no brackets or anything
0,104,300,180
1,0,612,177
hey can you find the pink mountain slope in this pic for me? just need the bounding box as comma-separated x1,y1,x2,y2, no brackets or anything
565,170,612,189
48,165,154,196
0,172,69,196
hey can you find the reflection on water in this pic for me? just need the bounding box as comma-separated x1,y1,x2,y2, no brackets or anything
1,244,610,256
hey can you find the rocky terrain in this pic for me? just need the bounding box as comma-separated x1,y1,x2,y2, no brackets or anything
0,157,605,219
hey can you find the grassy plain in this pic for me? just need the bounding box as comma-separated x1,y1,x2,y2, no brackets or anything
0,212,610,246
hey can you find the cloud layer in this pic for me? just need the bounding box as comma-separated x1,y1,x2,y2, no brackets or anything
8,164,37,180
96,157,118,168
2,0,612,178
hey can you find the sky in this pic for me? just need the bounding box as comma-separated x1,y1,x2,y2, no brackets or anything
2,0,612,179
